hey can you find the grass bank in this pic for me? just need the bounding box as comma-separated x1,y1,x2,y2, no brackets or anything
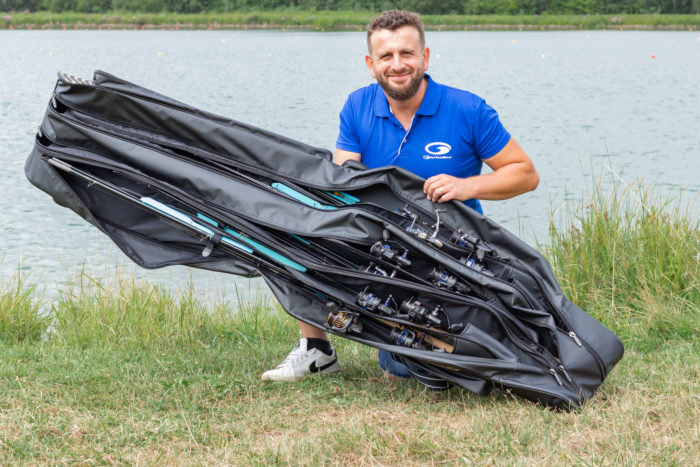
0,178,698,463
2,11,699,31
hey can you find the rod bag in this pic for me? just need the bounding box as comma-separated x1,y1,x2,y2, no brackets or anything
26,71,624,408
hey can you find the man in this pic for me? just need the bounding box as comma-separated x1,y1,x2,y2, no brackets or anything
262,10,539,382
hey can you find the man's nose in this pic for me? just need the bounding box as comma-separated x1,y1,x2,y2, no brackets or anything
389,53,405,69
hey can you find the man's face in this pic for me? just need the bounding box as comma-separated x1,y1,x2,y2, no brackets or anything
366,26,430,101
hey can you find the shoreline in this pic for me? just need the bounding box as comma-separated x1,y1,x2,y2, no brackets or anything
4,23,699,31
2,12,699,31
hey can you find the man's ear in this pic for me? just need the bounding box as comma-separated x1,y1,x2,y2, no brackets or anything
365,54,376,78
423,46,430,72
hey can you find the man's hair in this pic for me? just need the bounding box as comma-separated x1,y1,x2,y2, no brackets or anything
367,10,425,54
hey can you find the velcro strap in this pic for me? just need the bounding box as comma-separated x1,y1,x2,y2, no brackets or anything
201,233,222,257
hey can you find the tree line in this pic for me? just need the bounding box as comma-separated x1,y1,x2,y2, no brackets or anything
2,0,699,15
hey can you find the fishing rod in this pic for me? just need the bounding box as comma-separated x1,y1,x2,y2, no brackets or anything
45,157,308,275
280,180,497,274
46,153,535,362
46,155,458,353
261,181,495,278
51,95,496,279
44,153,555,386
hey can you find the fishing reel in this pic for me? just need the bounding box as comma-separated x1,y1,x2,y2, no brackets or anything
396,205,444,248
364,262,396,278
357,288,381,309
405,222,444,248
451,229,495,259
356,288,397,316
429,268,471,294
390,328,429,350
459,256,494,276
395,204,420,222
451,229,479,249
405,224,443,248
399,298,442,327
325,302,362,334
370,242,411,268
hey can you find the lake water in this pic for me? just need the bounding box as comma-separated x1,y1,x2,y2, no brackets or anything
1,29,699,303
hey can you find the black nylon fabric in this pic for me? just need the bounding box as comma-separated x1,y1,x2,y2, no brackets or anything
25,71,624,408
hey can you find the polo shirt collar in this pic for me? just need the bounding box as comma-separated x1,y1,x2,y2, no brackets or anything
373,73,441,118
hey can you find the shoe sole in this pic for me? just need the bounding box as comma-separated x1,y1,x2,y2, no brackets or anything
261,362,340,382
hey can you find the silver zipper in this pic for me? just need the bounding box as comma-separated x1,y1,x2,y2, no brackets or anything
568,331,583,347
549,368,563,386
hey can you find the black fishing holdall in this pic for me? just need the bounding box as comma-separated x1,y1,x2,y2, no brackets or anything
26,71,624,408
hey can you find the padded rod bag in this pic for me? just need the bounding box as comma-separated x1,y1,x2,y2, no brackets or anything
26,71,624,408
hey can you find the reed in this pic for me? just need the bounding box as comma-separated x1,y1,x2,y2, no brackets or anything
0,267,50,343
50,269,290,351
544,170,699,348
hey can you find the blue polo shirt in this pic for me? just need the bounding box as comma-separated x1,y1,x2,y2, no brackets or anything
336,75,511,213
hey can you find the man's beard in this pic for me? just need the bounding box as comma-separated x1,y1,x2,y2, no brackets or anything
376,67,425,101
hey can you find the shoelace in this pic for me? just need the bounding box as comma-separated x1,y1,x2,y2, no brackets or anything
276,344,307,368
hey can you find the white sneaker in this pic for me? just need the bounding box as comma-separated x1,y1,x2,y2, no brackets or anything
261,338,339,382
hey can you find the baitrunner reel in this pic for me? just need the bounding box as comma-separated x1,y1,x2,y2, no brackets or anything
325,302,362,334
356,287,397,316
429,267,471,294
357,287,449,330
370,241,411,267
451,229,495,259
390,328,429,350
395,205,445,248
399,298,442,327
459,256,494,276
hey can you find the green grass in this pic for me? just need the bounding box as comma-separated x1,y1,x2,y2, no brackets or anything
544,173,699,351
0,178,698,463
0,266,50,343
2,11,700,30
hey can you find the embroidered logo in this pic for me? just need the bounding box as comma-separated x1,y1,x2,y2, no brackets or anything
423,142,452,159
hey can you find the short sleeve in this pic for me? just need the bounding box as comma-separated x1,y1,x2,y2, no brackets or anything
335,96,361,153
473,99,511,159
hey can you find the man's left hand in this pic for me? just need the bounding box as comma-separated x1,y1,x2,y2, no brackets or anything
423,138,539,204
424,174,471,203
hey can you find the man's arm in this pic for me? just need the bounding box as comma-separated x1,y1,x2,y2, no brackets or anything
424,137,539,203
333,148,362,166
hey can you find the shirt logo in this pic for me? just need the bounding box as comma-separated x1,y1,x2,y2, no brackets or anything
423,142,452,159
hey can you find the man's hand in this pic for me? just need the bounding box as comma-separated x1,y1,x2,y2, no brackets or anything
423,137,539,203
424,174,472,203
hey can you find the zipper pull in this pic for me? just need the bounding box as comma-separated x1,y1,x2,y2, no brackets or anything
549,368,563,386
50,93,57,109
568,331,583,346
558,365,573,383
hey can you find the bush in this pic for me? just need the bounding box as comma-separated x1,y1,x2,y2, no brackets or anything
76,0,110,12
112,0,163,12
46,0,77,13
